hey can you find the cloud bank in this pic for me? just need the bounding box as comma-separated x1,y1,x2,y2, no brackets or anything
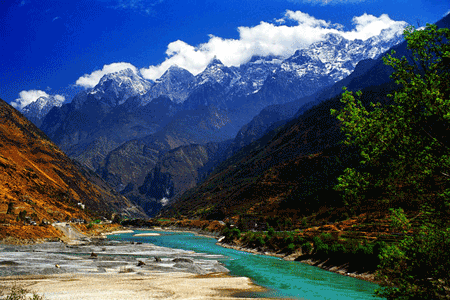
76,11,407,87
12,90,65,109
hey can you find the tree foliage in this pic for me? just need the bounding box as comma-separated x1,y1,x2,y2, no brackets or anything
331,24,450,299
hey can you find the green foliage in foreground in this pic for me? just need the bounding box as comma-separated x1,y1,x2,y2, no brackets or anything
378,208,450,299
332,24,450,299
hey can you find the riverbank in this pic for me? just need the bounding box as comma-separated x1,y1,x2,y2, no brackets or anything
148,226,378,284
0,237,279,300
1,272,273,300
217,241,377,283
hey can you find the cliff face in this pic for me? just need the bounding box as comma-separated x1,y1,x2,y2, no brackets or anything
0,99,146,240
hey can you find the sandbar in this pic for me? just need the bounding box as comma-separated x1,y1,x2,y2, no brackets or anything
102,230,135,235
1,272,275,300
133,232,160,237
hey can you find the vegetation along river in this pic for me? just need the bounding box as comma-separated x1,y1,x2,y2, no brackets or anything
108,230,382,299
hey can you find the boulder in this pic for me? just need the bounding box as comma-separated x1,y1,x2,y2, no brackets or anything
172,258,193,263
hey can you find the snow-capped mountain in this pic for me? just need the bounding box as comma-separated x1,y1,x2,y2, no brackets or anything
142,65,195,105
80,26,405,111
273,29,405,87
22,95,64,125
192,58,239,89
38,24,406,173
89,68,153,107
142,27,404,107
35,20,409,217
230,55,283,97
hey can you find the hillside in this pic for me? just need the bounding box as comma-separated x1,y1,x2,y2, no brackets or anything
0,99,146,240
161,14,450,223
160,81,397,222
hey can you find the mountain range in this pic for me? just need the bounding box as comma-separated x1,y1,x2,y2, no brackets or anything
19,25,408,217
160,14,450,223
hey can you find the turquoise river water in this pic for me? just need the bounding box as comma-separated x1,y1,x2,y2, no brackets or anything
108,231,382,300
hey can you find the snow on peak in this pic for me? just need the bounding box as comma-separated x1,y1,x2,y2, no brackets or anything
274,28,405,82
22,95,64,120
90,68,153,107
143,65,195,105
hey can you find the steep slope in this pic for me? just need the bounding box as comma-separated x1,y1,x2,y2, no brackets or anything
96,104,232,192
138,141,230,201
226,95,315,157
0,99,146,239
160,82,396,220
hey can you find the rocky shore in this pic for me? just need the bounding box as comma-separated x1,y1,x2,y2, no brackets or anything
216,241,377,283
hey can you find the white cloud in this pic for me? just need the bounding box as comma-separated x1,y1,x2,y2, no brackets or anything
139,11,407,80
341,13,408,40
11,90,65,110
445,9,450,17
75,62,138,88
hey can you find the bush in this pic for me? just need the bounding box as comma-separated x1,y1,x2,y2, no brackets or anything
329,243,346,256
222,227,241,242
1,284,46,300
287,243,296,252
256,236,265,247
301,242,312,254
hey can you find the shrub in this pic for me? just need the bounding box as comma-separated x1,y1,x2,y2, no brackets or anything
330,243,346,256
287,243,296,252
256,236,265,247
301,242,312,254
267,226,275,237
1,284,46,300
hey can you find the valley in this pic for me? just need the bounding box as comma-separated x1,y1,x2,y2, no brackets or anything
1,5,449,300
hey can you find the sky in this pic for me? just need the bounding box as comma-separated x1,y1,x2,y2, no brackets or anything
1,0,449,109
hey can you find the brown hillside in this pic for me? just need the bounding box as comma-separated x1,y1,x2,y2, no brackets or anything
0,99,146,240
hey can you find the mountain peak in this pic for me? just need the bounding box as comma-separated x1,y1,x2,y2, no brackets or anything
160,65,193,79
143,65,194,105
207,57,224,68
323,32,345,44
99,68,139,83
90,68,153,107
21,95,64,123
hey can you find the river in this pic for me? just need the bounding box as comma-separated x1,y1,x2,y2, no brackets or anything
108,230,382,300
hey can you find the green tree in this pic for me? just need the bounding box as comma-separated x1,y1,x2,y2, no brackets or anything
331,24,450,299
6,202,14,215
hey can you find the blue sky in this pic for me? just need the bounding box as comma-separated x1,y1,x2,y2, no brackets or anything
1,0,448,108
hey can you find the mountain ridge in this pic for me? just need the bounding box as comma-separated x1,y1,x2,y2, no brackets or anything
0,98,147,239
